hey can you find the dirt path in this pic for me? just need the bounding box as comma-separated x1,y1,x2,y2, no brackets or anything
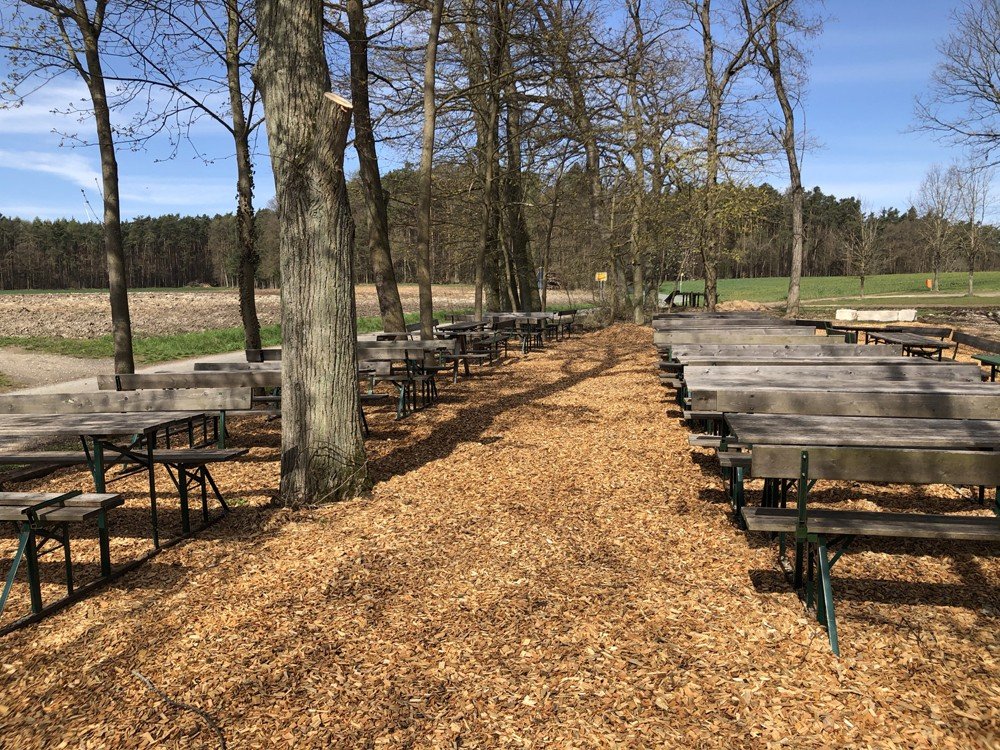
0,347,113,391
0,326,996,747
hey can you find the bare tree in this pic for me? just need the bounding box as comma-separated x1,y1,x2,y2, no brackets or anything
327,0,409,333
843,207,882,298
914,163,960,291
1,1,135,372
110,0,265,350
746,0,814,317
954,159,994,295
688,0,784,310
255,0,367,504
416,0,444,339
917,0,1000,165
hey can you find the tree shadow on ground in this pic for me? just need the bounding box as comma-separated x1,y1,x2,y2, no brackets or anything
369,342,618,483
749,566,1000,609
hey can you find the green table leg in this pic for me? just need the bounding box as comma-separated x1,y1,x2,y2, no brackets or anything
146,435,160,549
817,537,840,656
0,526,30,616
90,439,106,493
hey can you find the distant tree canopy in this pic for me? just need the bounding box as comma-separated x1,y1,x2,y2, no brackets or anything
1,177,997,293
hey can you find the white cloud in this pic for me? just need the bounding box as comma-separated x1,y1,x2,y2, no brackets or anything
120,176,238,210
0,203,86,220
0,83,94,135
0,148,101,190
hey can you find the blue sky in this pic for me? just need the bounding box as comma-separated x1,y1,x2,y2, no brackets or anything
0,0,970,221
784,0,963,210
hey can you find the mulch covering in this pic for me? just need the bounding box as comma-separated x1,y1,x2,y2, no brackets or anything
0,324,997,748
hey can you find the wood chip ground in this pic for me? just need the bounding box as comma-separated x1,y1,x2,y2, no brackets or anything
0,325,997,748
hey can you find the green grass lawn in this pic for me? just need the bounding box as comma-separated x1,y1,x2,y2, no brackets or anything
662,271,1000,304
0,302,588,364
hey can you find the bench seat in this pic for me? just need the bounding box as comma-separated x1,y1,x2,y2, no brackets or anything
742,507,1000,541
718,452,752,470
0,452,88,466
0,492,122,523
1,491,124,619
147,448,247,464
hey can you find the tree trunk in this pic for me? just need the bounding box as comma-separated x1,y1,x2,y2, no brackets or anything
464,0,503,319
632,262,644,324
415,0,445,339
82,34,135,374
969,265,975,295
255,0,367,505
786,184,803,316
347,0,406,333
225,0,262,351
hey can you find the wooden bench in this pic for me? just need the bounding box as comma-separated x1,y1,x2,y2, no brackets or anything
953,331,1000,380
135,447,247,536
0,392,251,545
739,446,1000,655
653,311,772,319
357,342,448,419
652,318,797,330
555,309,578,338
901,325,953,340
0,490,123,618
691,382,1000,419
655,332,843,351
96,371,283,438
245,347,282,362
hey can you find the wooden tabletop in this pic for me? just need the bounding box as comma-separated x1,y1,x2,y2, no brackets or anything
827,323,897,332
724,414,1000,448
0,412,204,440
437,321,487,332
868,332,949,348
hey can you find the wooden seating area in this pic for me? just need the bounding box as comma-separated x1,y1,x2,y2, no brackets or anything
954,330,1000,380
0,311,582,624
0,490,123,619
0,389,251,625
654,311,1000,655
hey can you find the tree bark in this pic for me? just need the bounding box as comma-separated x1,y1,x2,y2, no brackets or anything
755,9,804,317
255,0,367,505
81,22,135,374
415,0,445,339
347,0,407,332
226,0,262,351
501,61,540,312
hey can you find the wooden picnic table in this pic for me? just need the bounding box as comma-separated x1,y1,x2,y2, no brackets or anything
723,411,1000,656
866,331,955,360
666,343,903,359
974,353,1000,382
0,411,228,547
725,413,1000,448
437,320,488,333
691,381,1000,419
826,323,896,343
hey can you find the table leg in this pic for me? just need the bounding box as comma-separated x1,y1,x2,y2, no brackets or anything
92,439,106,493
178,467,191,534
146,434,160,549
24,527,42,614
97,509,112,576
0,525,30,616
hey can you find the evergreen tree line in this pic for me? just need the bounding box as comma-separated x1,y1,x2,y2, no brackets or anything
2,177,998,292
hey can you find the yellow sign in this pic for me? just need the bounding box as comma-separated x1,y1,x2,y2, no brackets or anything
595,272,608,282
